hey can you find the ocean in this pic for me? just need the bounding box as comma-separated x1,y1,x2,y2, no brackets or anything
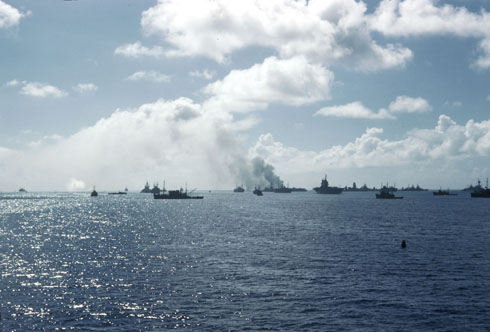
1,191,490,331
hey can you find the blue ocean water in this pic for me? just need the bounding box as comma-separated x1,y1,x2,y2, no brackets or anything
1,191,490,331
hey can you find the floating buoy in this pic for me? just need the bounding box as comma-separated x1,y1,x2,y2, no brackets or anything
401,240,406,248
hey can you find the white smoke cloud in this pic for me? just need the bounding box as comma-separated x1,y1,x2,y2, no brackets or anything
0,97,258,191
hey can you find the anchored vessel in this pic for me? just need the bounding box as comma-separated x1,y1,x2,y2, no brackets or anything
471,179,490,198
273,185,292,193
108,191,127,195
314,175,343,194
233,185,245,192
376,186,403,199
253,187,263,196
433,189,457,196
140,182,152,193
90,187,98,197
154,188,203,199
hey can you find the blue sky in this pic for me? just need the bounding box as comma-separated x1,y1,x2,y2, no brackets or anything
1,0,490,191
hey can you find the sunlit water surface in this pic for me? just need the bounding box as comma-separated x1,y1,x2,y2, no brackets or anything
1,191,490,331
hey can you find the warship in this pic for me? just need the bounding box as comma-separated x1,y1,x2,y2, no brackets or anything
400,184,428,191
140,181,152,193
433,189,457,196
233,185,245,192
376,186,403,199
313,175,343,194
154,188,203,200
253,187,263,196
273,184,292,193
471,179,490,198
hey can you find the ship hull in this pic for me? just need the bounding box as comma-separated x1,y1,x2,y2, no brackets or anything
314,188,343,194
154,194,203,199
471,190,490,198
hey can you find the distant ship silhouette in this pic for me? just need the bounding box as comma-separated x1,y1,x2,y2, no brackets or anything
313,175,342,194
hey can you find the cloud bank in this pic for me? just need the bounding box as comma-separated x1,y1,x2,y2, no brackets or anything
138,0,412,71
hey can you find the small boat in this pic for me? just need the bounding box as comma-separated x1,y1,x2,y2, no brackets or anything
376,186,403,199
19,188,27,193
90,187,98,197
108,191,127,195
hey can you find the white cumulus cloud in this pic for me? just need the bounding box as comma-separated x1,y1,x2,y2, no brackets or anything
248,114,490,187
126,70,170,83
114,41,165,58
389,96,432,113
73,83,98,94
140,0,412,71
20,82,67,98
189,69,216,80
315,101,395,120
315,96,430,120
4,79,24,87
369,0,490,70
204,56,334,113
0,1,29,29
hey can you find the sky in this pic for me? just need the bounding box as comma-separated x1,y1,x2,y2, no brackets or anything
1,0,490,191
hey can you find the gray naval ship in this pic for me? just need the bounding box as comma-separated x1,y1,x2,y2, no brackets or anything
313,175,343,194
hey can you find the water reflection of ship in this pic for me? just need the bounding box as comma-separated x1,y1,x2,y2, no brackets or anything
376,185,403,199
233,185,245,192
154,187,203,199
471,179,490,198
313,175,343,194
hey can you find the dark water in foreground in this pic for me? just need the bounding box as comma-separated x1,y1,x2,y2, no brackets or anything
1,191,490,331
